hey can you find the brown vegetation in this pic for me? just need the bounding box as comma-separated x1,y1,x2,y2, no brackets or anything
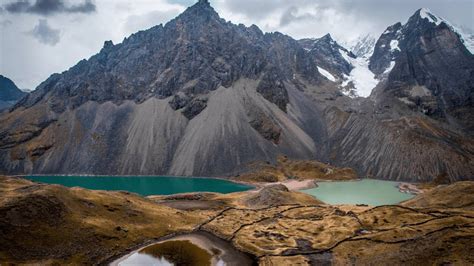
1,176,473,265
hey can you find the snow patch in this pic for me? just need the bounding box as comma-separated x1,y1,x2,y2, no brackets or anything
390,40,400,51
384,61,396,74
451,26,474,54
419,8,442,25
339,49,379,98
317,66,336,82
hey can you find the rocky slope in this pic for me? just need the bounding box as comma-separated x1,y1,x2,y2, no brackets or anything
0,2,472,181
1,176,473,265
0,75,27,111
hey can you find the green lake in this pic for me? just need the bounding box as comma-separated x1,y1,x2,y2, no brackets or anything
301,179,414,206
25,175,253,196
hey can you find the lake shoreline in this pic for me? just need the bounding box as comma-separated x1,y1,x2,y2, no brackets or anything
15,174,426,199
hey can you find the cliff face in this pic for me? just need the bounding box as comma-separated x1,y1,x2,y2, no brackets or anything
371,9,474,132
0,3,472,181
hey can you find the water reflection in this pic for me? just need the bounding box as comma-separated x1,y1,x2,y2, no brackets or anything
112,232,254,266
119,240,212,266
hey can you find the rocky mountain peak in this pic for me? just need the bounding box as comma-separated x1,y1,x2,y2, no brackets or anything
100,40,114,53
415,8,443,25
318,33,335,43
409,8,474,53
345,34,377,58
177,0,219,22
370,7,474,132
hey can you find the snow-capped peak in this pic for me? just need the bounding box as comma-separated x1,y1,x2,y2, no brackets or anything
342,34,377,59
419,8,443,26
416,8,473,53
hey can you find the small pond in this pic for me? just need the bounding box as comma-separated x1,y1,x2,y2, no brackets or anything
301,179,414,206
111,232,253,266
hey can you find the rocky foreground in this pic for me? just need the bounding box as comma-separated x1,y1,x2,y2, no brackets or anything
1,176,473,265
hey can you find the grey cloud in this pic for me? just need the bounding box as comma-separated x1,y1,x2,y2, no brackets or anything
219,0,473,32
28,19,60,45
222,0,287,18
4,0,96,16
0,20,13,27
4,0,30,13
280,6,318,27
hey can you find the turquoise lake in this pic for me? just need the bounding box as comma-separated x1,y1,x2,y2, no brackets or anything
25,176,253,196
301,179,414,206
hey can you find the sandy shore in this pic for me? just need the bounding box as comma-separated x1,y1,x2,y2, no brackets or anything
398,182,424,194
273,179,318,191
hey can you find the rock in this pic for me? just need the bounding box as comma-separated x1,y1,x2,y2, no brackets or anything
242,184,320,208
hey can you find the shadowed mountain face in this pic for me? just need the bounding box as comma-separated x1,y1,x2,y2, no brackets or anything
370,9,474,132
0,3,472,181
299,34,355,79
0,75,27,111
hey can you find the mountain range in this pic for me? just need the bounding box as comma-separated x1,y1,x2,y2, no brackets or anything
0,1,472,182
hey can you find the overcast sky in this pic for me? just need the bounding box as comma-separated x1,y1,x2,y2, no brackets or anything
1,0,473,90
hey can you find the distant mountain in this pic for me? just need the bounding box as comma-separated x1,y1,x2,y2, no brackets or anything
299,34,378,98
0,75,27,110
344,34,377,58
299,34,354,79
0,2,472,181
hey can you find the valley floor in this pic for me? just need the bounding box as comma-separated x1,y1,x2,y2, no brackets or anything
0,176,473,265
